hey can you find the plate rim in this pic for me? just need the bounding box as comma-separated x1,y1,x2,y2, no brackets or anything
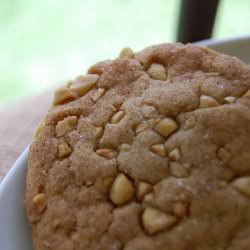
194,34,250,47
0,146,29,195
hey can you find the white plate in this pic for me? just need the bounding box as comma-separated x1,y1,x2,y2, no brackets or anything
0,36,250,250
0,147,32,250
196,35,250,63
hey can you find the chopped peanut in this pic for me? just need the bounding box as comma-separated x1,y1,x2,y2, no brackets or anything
232,177,250,197
32,193,46,214
34,120,44,139
142,105,158,119
217,147,231,163
56,116,78,137
103,177,114,189
110,173,135,205
58,142,72,158
94,127,104,139
154,118,178,138
53,87,76,105
119,47,134,59
144,193,154,203
86,180,94,186
151,144,166,157
243,89,250,97
96,148,117,159
224,96,236,104
137,182,153,201
173,202,188,217
110,104,118,112
168,148,181,161
200,95,219,108
170,162,189,177
111,111,125,124
147,63,167,81
52,219,61,230
91,88,105,102
135,122,148,134
142,207,177,234
120,143,131,152
70,74,99,96
183,116,196,130
220,168,235,181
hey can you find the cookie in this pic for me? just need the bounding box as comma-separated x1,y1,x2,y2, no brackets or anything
25,43,250,250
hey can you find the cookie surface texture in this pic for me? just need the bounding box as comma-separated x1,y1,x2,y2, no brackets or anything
25,43,250,250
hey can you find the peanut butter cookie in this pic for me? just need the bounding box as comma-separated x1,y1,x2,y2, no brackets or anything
26,43,250,250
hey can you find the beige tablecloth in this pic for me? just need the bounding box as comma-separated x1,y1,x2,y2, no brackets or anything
0,92,53,183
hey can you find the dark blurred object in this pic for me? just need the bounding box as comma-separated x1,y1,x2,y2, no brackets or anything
177,0,220,43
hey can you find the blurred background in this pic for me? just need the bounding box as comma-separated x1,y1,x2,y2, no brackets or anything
0,0,250,106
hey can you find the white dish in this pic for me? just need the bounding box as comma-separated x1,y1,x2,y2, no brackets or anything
196,35,250,63
0,36,250,250
0,147,32,250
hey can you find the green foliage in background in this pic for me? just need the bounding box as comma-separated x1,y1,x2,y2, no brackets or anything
0,0,249,106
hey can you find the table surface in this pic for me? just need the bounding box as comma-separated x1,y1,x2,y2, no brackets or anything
0,92,52,182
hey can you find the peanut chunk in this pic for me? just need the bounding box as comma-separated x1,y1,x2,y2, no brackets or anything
135,122,148,134
58,142,72,158
86,180,94,186
243,89,250,97
173,202,188,217
142,207,177,234
232,177,250,197
170,162,189,177
137,182,153,201
91,88,105,102
144,193,154,203
147,63,167,81
110,173,135,205
220,168,235,181
34,120,44,139
224,96,236,104
103,177,114,189
119,47,134,59
56,116,78,137
96,148,117,159
70,74,99,96
52,218,61,230
183,116,196,130
142,105,158,119
94,127,104,139
154,118,178,138
120,143,131,152
53,87,76,105
110,104,118,112
151,144,166,157
111,110,125,124
200,95,219,108
217,147,231,163
32,193,46,214
168,148,181,161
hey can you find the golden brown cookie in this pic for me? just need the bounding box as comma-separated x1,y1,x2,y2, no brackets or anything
25,43,250,250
